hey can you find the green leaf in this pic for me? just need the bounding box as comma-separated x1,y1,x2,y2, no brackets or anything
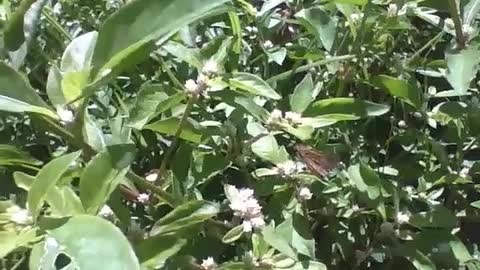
61,32,98,72
128,85,185,129
296,7,337,51
41,215,140,270
445,43,480,95
136,234,187,268
229,72,282,100
0,144,41,166
348,163,382,201
331,0,368,4
144,117,204,143
3,0,36,50
80,144,136,214
262,223,297,259
306,98,390,119
471,200,480,208
222,225,244,243
15,172,84,216
234,96,270,122
409,206,457,229
46,65,65,108
0,62,56,118
151,200,219,235
91,0,229,79
276,214,316,258
464,0,480,25
27,151,82,219
162,41,203,69
371,75,422,108
0,229,37,258
290,74,319,114
251,134,290,164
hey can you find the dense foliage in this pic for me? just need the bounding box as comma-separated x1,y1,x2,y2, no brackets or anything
2,0,480,269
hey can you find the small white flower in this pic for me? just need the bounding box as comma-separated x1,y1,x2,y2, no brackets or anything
201,257,217,270
276,160,299,176
285,111,303,125
267,109,283,125
53,2,62,16
44,237,60,252
352,204,360,212
463,24,475,36
7,206,32,225
428,86,437,96
298,187,313,201
444,18,455,30
137,193,150,204
387,4,398,17
184,79,199,94
397,120,406,128
98,205,114,218
202,60,219,76
350,12,364,23
396,212,410,224
56,107,74,123
459,167,470,178
263,40,274,49
145,172,158,182
226,185,265,232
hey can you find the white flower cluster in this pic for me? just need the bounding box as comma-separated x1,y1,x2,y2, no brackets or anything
267,109,303,126
274,160,305,177
201,257,217,270
298,187,313,201
225,185,265,232
56,106,74,124
6,205,32,225
136,193,150,204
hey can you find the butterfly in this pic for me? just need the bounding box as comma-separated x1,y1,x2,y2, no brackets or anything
293,144,340,178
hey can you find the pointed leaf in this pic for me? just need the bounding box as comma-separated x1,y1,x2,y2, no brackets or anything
229,72,281,100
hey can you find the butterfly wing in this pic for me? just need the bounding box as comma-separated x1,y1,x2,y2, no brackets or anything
294,144,339,177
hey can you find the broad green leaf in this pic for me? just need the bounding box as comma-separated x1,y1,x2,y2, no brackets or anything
80,144,136,214
222,225,244,243
445,43,480,95
371,75,422,108
144,117,204,143
331,0,368,5
276,214,316,258
0,144,41,166
43,215,140,270
151,200,219,235
162,41,203,69
409,206,457,229
0,62,56,118
290,74,319,114
296,7,337,51
128,85,185,129
136,234,187,268
91,0,230,79
262,223,297,259
234,96,270,122
15,172,84,216
348,163,382,201
28,151,82,219
464,0,480,25
306,98,390,119
3,0,36,50
229,72,281,100
61,31,98,72
251,134,289,164
0,229,37,258
394,244,436,270
46,65,65,107
471,200,480,208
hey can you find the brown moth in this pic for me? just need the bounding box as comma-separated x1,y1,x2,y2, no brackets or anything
294,144,340,178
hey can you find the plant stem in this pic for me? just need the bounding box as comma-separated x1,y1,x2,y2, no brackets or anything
155,95,198,185
266,54,355,83
448,0,466,49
